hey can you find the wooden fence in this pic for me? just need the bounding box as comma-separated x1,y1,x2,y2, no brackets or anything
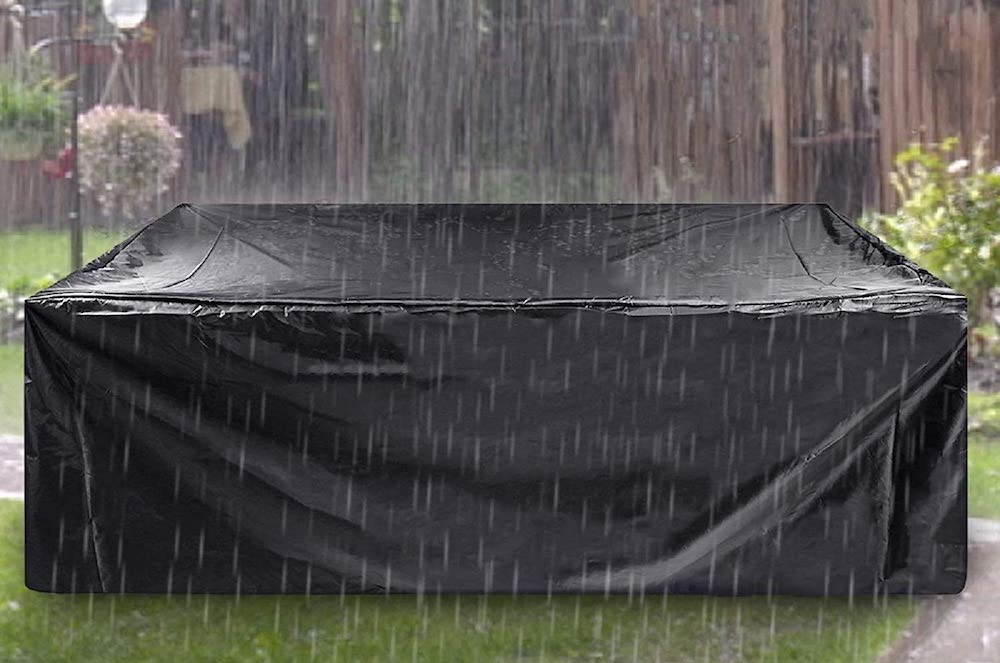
873,0,1000,208
1,0,999,229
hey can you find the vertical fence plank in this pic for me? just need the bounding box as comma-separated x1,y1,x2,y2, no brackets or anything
768,0,790,202
875,0,896,210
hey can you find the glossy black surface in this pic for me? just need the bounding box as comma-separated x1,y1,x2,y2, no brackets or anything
24,204,967,594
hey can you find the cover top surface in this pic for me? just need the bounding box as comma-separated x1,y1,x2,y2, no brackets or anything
38,203,958,310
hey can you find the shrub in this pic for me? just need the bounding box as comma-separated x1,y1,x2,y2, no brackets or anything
78,105,182,218
1,273,58,336
866,137,1000,324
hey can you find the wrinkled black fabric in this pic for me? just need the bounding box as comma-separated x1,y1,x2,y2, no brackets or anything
24,204,967,594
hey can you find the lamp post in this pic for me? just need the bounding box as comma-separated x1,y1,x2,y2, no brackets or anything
97,0,147,107
26,0,147,270
15,1,83,270
68,0,81,270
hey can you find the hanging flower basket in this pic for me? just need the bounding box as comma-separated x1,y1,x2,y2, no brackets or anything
78,105,182,218
0,130,44,161
0,75,69,161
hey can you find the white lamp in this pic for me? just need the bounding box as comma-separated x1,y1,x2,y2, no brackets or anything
101,0,148,30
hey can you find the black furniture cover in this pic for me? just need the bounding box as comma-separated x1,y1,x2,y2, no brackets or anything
24,203,967,595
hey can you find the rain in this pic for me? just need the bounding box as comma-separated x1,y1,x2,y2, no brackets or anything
0,1,998,662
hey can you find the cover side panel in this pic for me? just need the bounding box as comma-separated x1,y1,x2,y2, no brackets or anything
24,301,966,594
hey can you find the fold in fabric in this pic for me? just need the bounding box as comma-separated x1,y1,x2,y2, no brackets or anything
24,204,966,594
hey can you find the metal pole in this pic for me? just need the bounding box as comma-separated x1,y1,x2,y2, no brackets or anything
69,0,83,270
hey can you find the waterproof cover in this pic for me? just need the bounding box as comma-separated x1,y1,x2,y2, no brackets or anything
24,203,967,595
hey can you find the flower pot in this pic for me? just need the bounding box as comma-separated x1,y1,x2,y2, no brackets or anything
0,130,44,161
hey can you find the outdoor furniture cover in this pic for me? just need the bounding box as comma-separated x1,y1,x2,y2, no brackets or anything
24,203,967,595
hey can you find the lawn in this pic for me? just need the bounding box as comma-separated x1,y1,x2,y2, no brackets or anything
969,391,1000,519
0,228,125,287
0,501,912,663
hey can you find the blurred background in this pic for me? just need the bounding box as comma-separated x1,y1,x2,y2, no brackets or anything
0,1,998,661
1,0,997,216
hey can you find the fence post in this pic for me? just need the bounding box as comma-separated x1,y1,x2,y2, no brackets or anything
873,0,893,212
768,0,789,203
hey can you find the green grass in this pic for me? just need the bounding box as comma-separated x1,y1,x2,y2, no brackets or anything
0,229,124,435
0,345,20,434
0,228,125,286
969,391,1000,519
0,230,127,286
0,503,912,663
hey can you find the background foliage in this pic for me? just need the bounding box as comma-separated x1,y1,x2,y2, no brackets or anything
867,137,1000,324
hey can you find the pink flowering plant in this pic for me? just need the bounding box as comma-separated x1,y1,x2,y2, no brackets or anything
78,105,182,218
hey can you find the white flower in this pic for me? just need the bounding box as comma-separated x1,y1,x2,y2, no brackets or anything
947,159,969,174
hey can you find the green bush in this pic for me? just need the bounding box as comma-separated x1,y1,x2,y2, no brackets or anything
1,273,57,327
3,273,57,298
866,137,1000,324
